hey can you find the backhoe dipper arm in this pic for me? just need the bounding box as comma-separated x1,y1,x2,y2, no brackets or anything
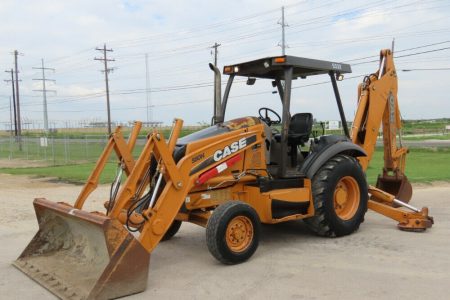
351,49,403,171
351,49,432,231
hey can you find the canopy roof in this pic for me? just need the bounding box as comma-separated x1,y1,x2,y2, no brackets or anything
223,55,352,79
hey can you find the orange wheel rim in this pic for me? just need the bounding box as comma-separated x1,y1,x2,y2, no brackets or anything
226,216,253,252
333,176,360,220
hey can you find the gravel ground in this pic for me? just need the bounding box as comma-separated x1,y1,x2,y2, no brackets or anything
0,173,449,300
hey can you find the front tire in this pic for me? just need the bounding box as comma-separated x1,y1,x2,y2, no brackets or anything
304,154,368,237
206,201,261,264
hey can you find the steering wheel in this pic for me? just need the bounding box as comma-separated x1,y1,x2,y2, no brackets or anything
258,107,281,126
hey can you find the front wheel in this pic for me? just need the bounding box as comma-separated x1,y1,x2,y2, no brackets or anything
304,154,368,237
206,201,261,264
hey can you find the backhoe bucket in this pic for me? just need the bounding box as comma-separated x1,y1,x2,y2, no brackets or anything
376,174,412,204
13,198,150,300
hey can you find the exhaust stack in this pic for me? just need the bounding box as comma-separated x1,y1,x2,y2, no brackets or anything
209,63,222,124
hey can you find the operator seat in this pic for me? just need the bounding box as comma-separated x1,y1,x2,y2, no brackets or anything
273,113,313,144
288,113,313,146
288,113,313,167
272,113,313,167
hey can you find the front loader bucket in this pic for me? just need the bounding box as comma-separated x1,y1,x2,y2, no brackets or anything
376,174,413,204
13,198,150,300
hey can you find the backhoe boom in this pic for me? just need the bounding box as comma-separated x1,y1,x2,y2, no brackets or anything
351,49,431,231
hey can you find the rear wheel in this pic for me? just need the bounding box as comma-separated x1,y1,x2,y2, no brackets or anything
206,201,261,264
304,154,368,237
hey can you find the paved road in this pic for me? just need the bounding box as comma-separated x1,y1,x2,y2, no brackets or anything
400,139,450,148
376,139,450,148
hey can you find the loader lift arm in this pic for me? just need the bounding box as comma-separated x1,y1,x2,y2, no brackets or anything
351,49,433,231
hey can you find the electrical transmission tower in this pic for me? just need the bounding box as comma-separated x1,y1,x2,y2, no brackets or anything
277,6,289,55
33,59,55,134
95,44,115,134
211,42,221,66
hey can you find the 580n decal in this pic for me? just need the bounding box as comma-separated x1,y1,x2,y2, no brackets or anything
189,135,257,175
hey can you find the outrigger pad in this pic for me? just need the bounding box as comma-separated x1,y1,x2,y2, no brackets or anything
13,198,150,300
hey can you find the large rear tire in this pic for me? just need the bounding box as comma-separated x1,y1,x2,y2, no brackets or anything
206,201,261,265
304,154,368,237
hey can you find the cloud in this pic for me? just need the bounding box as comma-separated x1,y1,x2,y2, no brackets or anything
0,0,449,127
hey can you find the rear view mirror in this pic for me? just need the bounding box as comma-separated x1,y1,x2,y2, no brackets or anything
246,77,256,85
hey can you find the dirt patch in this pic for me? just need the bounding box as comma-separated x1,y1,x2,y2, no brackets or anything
0,159,50,168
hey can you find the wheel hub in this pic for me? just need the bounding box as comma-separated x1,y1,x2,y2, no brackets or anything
226,216,253,252
333,176,360,220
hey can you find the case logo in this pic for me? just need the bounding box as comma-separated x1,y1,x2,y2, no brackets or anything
213,137,247,162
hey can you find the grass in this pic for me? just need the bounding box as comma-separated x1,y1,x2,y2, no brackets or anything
1,148,449,185
0,162,117,184
365,148,450,184
403,118,450,133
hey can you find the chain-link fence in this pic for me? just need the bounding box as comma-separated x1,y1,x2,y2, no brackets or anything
0,135,117,165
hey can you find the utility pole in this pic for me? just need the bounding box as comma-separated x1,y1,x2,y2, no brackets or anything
145,53,152,125
211,42,221,66
95,44,115,134
4,69,17,136
33,58,55,134
278,6,289,55
391,38,395,54
13,50,23,149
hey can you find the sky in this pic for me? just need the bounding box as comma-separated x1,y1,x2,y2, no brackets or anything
0,0,449,129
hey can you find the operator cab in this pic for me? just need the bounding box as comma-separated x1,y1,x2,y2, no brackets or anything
209,55,352,178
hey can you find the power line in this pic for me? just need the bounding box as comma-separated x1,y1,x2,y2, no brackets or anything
3,40,450,117
19,73,367,114
402,68,450,71
3,41,450,113
343,40,450,63
351,46,450,66
20,1,447,79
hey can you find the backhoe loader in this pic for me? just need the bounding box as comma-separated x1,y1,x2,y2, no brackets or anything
14,49,433,299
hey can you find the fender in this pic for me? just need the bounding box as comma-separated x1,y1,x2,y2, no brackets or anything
300,140,366,179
